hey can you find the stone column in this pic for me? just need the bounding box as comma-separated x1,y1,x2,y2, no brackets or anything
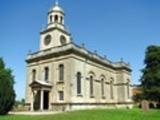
30,95,34,111
40,90,44,111
48,92,52,110
30,90,34,111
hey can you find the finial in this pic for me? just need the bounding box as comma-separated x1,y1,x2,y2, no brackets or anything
55,0,59,6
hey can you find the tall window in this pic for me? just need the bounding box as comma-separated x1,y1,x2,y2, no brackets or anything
54,15,58,23
59,64,64,81
77,72,82,95
110,79,114,99
127,80,130,99
59,91,64,101
32,69,36,81
90,76,94,97
44,67,49,82
101,78,105,98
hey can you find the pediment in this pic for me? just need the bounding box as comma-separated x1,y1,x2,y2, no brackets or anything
29,80,52,88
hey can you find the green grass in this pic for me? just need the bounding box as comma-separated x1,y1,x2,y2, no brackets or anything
0,109,160,120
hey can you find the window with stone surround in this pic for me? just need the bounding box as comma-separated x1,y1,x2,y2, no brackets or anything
32,69,36,81
59,91,64,101
90,75,94,97
44,67,49,82
77,72,82,95
59,64,64,81
101,78,105,98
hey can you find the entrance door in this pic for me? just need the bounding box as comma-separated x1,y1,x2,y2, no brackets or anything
43,91,49,110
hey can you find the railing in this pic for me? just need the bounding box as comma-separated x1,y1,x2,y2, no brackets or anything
27,42,130,69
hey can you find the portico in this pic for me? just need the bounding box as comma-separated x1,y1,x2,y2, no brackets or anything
29,80,52,111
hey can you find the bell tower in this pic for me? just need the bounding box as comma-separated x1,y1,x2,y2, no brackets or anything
40,1,71,51
48,1,64,25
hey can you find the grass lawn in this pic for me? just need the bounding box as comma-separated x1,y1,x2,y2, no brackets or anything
0,109,160,120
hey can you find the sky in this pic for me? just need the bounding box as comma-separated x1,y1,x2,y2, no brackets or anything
0,0,160,100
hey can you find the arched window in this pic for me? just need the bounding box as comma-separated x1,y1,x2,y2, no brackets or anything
90,75,94,97
54,15,58,23
44,67,49,82
59,64,64,81
101,78,105,98
32,69,36,81
110,79,114,99
77,72,82,95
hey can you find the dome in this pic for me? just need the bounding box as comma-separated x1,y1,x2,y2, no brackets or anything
49,4,64,14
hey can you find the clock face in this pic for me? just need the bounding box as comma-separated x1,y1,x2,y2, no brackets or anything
60,35,66,45
44,35,51,46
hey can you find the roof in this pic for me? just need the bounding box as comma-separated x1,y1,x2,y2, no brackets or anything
26,42,131,72
49,3,64,14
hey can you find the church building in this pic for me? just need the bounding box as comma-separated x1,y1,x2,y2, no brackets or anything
25,2,133,111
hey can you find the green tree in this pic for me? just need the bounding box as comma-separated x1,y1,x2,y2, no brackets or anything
0,58,15,115
140,45,160,102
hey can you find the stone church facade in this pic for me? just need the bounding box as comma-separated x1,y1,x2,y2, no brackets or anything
25,2,133,111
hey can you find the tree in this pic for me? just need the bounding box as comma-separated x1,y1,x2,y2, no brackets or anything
140,45,160,102
0,58,15,115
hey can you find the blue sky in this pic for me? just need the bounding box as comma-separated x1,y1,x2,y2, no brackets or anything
0,0,160,100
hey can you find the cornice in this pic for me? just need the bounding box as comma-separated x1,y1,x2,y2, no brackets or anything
26,43,131,72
